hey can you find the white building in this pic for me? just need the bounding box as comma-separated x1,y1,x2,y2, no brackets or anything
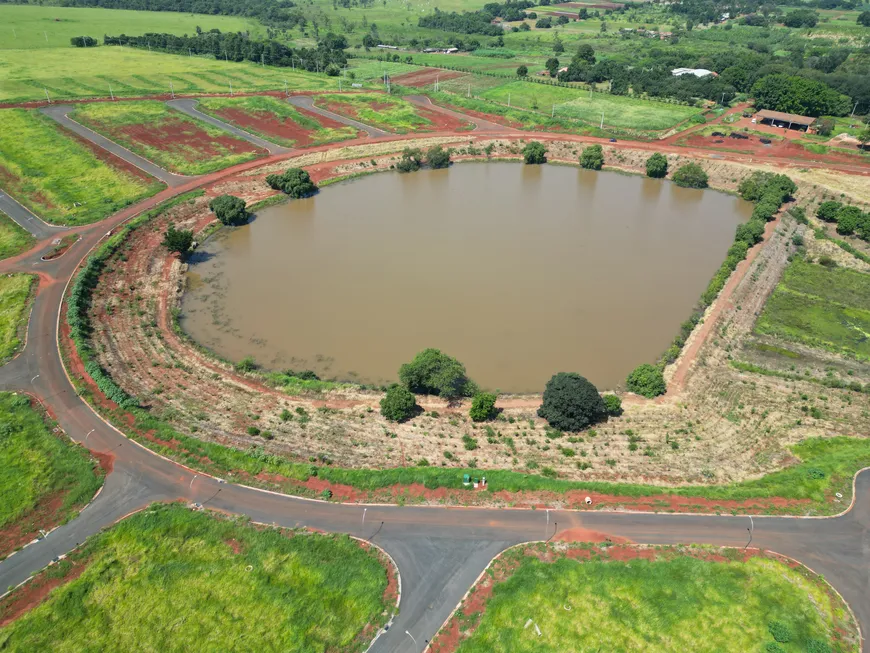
671,67,714,78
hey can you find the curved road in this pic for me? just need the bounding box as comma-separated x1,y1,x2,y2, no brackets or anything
0,116,866,652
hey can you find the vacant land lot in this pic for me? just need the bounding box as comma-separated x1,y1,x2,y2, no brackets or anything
72,101,266,175
434,544,856,653
478,81,700,131
0,109,163,224
0,5,259,50
313,93,439,133
0,392,102,557
197,96,359,147
0,274,35,362
0,504,393,651
0,47,335,104
757,258,870,359
0,211,34,260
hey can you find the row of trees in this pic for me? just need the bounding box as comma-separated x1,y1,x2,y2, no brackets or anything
816,201,870,240
395,146,451,173
418,1,536,36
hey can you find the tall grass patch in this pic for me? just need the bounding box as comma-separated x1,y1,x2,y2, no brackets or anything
0,211,34,260
0,504,390,652
0,273,34,362
0,109,163,224
313,93,432,133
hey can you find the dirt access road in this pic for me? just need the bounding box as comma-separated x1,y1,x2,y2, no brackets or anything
0,102,867,652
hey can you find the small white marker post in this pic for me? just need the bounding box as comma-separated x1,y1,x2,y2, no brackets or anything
85,429,94,444
361,507,367,531
190,475,198,490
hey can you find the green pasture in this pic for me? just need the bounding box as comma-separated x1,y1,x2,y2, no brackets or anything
0,109,161,224
478,80,701,131
347,59,418,82
71,100,263,175
0,211,34,261
0,504,390,651
0,391,102,536
0,5,260,50
197,95,358,147
756,258,870,359
313,92,433,132
455,548,854,653
0,47,336,104
0,274,34,362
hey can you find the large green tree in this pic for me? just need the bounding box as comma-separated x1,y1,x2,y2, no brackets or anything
645,153,668,179
380,385,419,422
579,144,604,170
672,163,708,189
626,364,666,398
161,225,194,257
399,349,477,400
537,372,606,432
522,141,547,164
266,168,318,198
751,74,851,118
208,194,248,226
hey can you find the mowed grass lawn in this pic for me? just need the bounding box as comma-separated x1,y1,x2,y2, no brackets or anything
0,47,336,104
0,392,102,553
478,80,700,131
0,211,34,260
197,96,358,147
756,258,870,359
0,274,35,362
0,109,163,225
313,92,433,133
71,101,264,175
0,504,391,652
454,547,855,653
0,5,260,50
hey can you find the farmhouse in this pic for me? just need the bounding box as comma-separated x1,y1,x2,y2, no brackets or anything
754,109,817,132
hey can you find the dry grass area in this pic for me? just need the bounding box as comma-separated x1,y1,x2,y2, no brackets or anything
83,139,870,489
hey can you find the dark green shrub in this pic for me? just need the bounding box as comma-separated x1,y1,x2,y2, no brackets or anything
516,64,528,76
469,392,498,422
735,218,766,245
835,205,863,235
247,426,261,436
764,644,785,653
603,394,622,416
767,621,792,643
462,434,479,450
399,348,477,399
380,384,418,422
537,372,606,432
208,194,248,226
426,145,451,169
626,364,666,398
579,144,604,170
816,200,842,222
645,153,668,178
161,225,194,256
396,148,423,173
672,163,708,189
266,168,318,198
234,357,258,373
522,141,547,164
806,639,832,653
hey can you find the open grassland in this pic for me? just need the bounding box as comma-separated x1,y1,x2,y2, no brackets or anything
197,96,358,147
0,504,392,651
0,109,163,224
313,92,434,132
478,80,700,131
71,100,264,175
0,211,34,260
756,258,870,359
0,5,260,50
0,274,35,362
0,392,102,557
439,544,857,653
0,47,336,104
346,59,419,82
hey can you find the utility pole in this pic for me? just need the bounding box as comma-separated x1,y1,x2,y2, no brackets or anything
169,81,175,99
44,88,51,104
44,30,48,43
261,53,265,67
508,92,510,107
229,81,233,95
600,111,604,129
283,79,288,96
850,101,859,120
552,104,555,117
109,84,114,101
188,48,192,57
467,83,470,98
338,78,342,91
720,91,725,106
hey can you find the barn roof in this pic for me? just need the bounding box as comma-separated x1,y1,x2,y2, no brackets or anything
755,109,816,126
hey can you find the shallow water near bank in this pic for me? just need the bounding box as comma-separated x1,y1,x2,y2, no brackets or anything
181,163,750,392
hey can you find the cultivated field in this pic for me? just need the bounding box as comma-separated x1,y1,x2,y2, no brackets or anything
0,392,103,558
197,96,359,147
313,92,471,132
0,274,35,362
0,211,34,261
430,543,858,653
0,47,336,104
0,504,394,650
71,101,266,175
0,5,260,50
0,109,163,224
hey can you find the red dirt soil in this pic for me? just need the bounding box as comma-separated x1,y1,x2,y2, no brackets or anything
58,124,162,186
392,68,464,88
415,105,473,131
682,131,867,167
0,491,68,558
116,118,265,164
0,555,90,627
211,107,360,147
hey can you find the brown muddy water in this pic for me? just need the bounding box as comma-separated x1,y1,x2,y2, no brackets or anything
181,163,751,392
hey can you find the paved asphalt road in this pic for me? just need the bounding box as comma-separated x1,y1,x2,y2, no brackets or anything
0,110,866,652
166,99,292,155
287,95,390,138
405,94,513,133
0,190,62,240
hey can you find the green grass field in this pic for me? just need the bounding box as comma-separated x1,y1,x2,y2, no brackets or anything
0,211,34,260
756,258,870,359
0,503,391,651
0,274,35,362
452,545,855,653
478,80,701,131
71,100,263,175
0,392,102,546
313,92,433,132
0,47,337,104
197,95,358,147
0,5,260,50
0,108,163,225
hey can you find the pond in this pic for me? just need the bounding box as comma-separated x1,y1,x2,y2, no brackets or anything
181,163,751,393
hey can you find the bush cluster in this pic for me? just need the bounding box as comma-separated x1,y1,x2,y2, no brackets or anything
266,168,318,198
579,144,604,170
399,348,477,400
671,162,708,189
380,384,418,422
396,148,424,173
626,364,666,398
537,372,605,431
816,200,870,240
469,392,498,422
522,141,547,164
208,194,248,226
645,153,668,178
